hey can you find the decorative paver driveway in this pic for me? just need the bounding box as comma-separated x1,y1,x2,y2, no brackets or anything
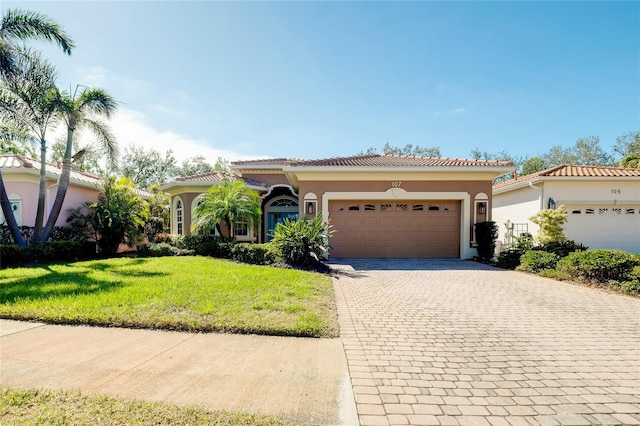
331,259,640,426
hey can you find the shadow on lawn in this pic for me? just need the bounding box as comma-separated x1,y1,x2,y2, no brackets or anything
0,259,167,304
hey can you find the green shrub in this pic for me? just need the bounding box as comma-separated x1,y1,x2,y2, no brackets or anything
496,248,525,270
144,217,165,241
230,243,277,265
0,244,25,266
0,241,82,266
537,269,570,280
537,240,588,258
529,205,568,244
270,215,334,266
518,250,560,273
557,250,640,283
137,243,194,257
174,234,234,258
475,221,498,262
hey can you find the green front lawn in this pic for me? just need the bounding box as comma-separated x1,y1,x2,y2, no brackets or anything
0,257,337,337
1,387,297,425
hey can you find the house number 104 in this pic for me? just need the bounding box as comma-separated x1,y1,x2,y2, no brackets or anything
392,181,402,188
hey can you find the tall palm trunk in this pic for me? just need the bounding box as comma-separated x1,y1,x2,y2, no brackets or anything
40,126,73,242
32,139,47,242
0,170,26,247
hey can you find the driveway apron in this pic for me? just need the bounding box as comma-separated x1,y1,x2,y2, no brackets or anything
332,259,640,426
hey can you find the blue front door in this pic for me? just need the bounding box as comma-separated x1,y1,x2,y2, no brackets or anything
267,212,299,241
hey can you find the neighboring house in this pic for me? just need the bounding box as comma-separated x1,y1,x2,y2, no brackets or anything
0,154,101,230
160,154,513,259
492,164,640,254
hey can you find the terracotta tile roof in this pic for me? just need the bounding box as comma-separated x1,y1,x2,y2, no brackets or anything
0,154,102,185
171,170,268,189
231,158,305,167
288,154,512,168
174,171,235,183
494,164,640,190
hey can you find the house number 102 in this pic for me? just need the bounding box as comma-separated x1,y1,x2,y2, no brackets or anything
392,181,402,188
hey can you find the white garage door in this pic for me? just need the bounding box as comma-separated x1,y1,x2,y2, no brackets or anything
565,206,640,253
329,200,461,258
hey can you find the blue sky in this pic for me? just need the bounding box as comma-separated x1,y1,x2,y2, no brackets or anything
5,1,639,163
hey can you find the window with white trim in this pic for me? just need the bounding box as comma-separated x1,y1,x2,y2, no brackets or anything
234,221,249,237
176,199,183,235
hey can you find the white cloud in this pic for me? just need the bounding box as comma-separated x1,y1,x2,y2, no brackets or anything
454,107,465,114
110,108,263,163
48,108,264,165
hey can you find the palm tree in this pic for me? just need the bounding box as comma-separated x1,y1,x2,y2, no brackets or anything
0,8,73,247
39,87,119,243
192,180,262,239
1,8,74,76
0,47,59,242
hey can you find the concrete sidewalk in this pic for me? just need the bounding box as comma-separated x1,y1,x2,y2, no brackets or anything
0,320,358,426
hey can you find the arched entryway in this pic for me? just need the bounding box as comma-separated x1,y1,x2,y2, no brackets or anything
264,195,299,241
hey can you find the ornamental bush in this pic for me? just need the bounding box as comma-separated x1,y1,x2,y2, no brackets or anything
136,243,194,257
270,215,334,266
475,221,498,262
496,248,525,270
536,240,588,258
529,205,568,244
518,250,559,273
230,243,277,265
556,250,640,283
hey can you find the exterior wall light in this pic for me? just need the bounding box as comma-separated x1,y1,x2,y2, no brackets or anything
478,202,486,215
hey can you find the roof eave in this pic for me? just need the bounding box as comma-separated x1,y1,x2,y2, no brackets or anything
283,165,515,173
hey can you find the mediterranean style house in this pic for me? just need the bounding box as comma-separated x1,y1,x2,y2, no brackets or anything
161,154,513,259
492,164,640,254
0,154,101,229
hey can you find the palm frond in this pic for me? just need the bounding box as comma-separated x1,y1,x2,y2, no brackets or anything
77,88,118,118
82,117,119,167
1,8,75,54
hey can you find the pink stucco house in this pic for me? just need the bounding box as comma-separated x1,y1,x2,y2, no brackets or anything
0,154,101,230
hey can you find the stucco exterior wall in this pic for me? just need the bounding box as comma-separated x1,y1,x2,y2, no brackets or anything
492,186,541,246
493,179,640,253
298,179,493,259
1,179,99,228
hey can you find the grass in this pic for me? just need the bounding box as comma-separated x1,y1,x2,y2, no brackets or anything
0,256,338,337
0,387,298,426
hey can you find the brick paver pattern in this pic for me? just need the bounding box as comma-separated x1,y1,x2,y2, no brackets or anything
332,259,640,426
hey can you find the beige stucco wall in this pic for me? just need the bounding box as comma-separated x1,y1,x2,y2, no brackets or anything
298,179,494,259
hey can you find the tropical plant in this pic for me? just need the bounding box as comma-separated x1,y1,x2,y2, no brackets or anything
69,177,149,255
0,8,74,247
0,47,60,242
0,8,74,76
40,86,119,243
529,205,568,244
192,180,261,239
270,215,335,266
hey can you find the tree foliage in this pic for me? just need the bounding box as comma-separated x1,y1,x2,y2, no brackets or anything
529,205,568,244
118,144,177,189
69,177,148,254
0,8,74,76
0,8,74,247
192,180,261,239
359,142,441,157
118,144,228,188
40,86,119,243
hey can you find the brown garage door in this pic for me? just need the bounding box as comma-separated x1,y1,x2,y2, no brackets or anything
329,200,460,258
